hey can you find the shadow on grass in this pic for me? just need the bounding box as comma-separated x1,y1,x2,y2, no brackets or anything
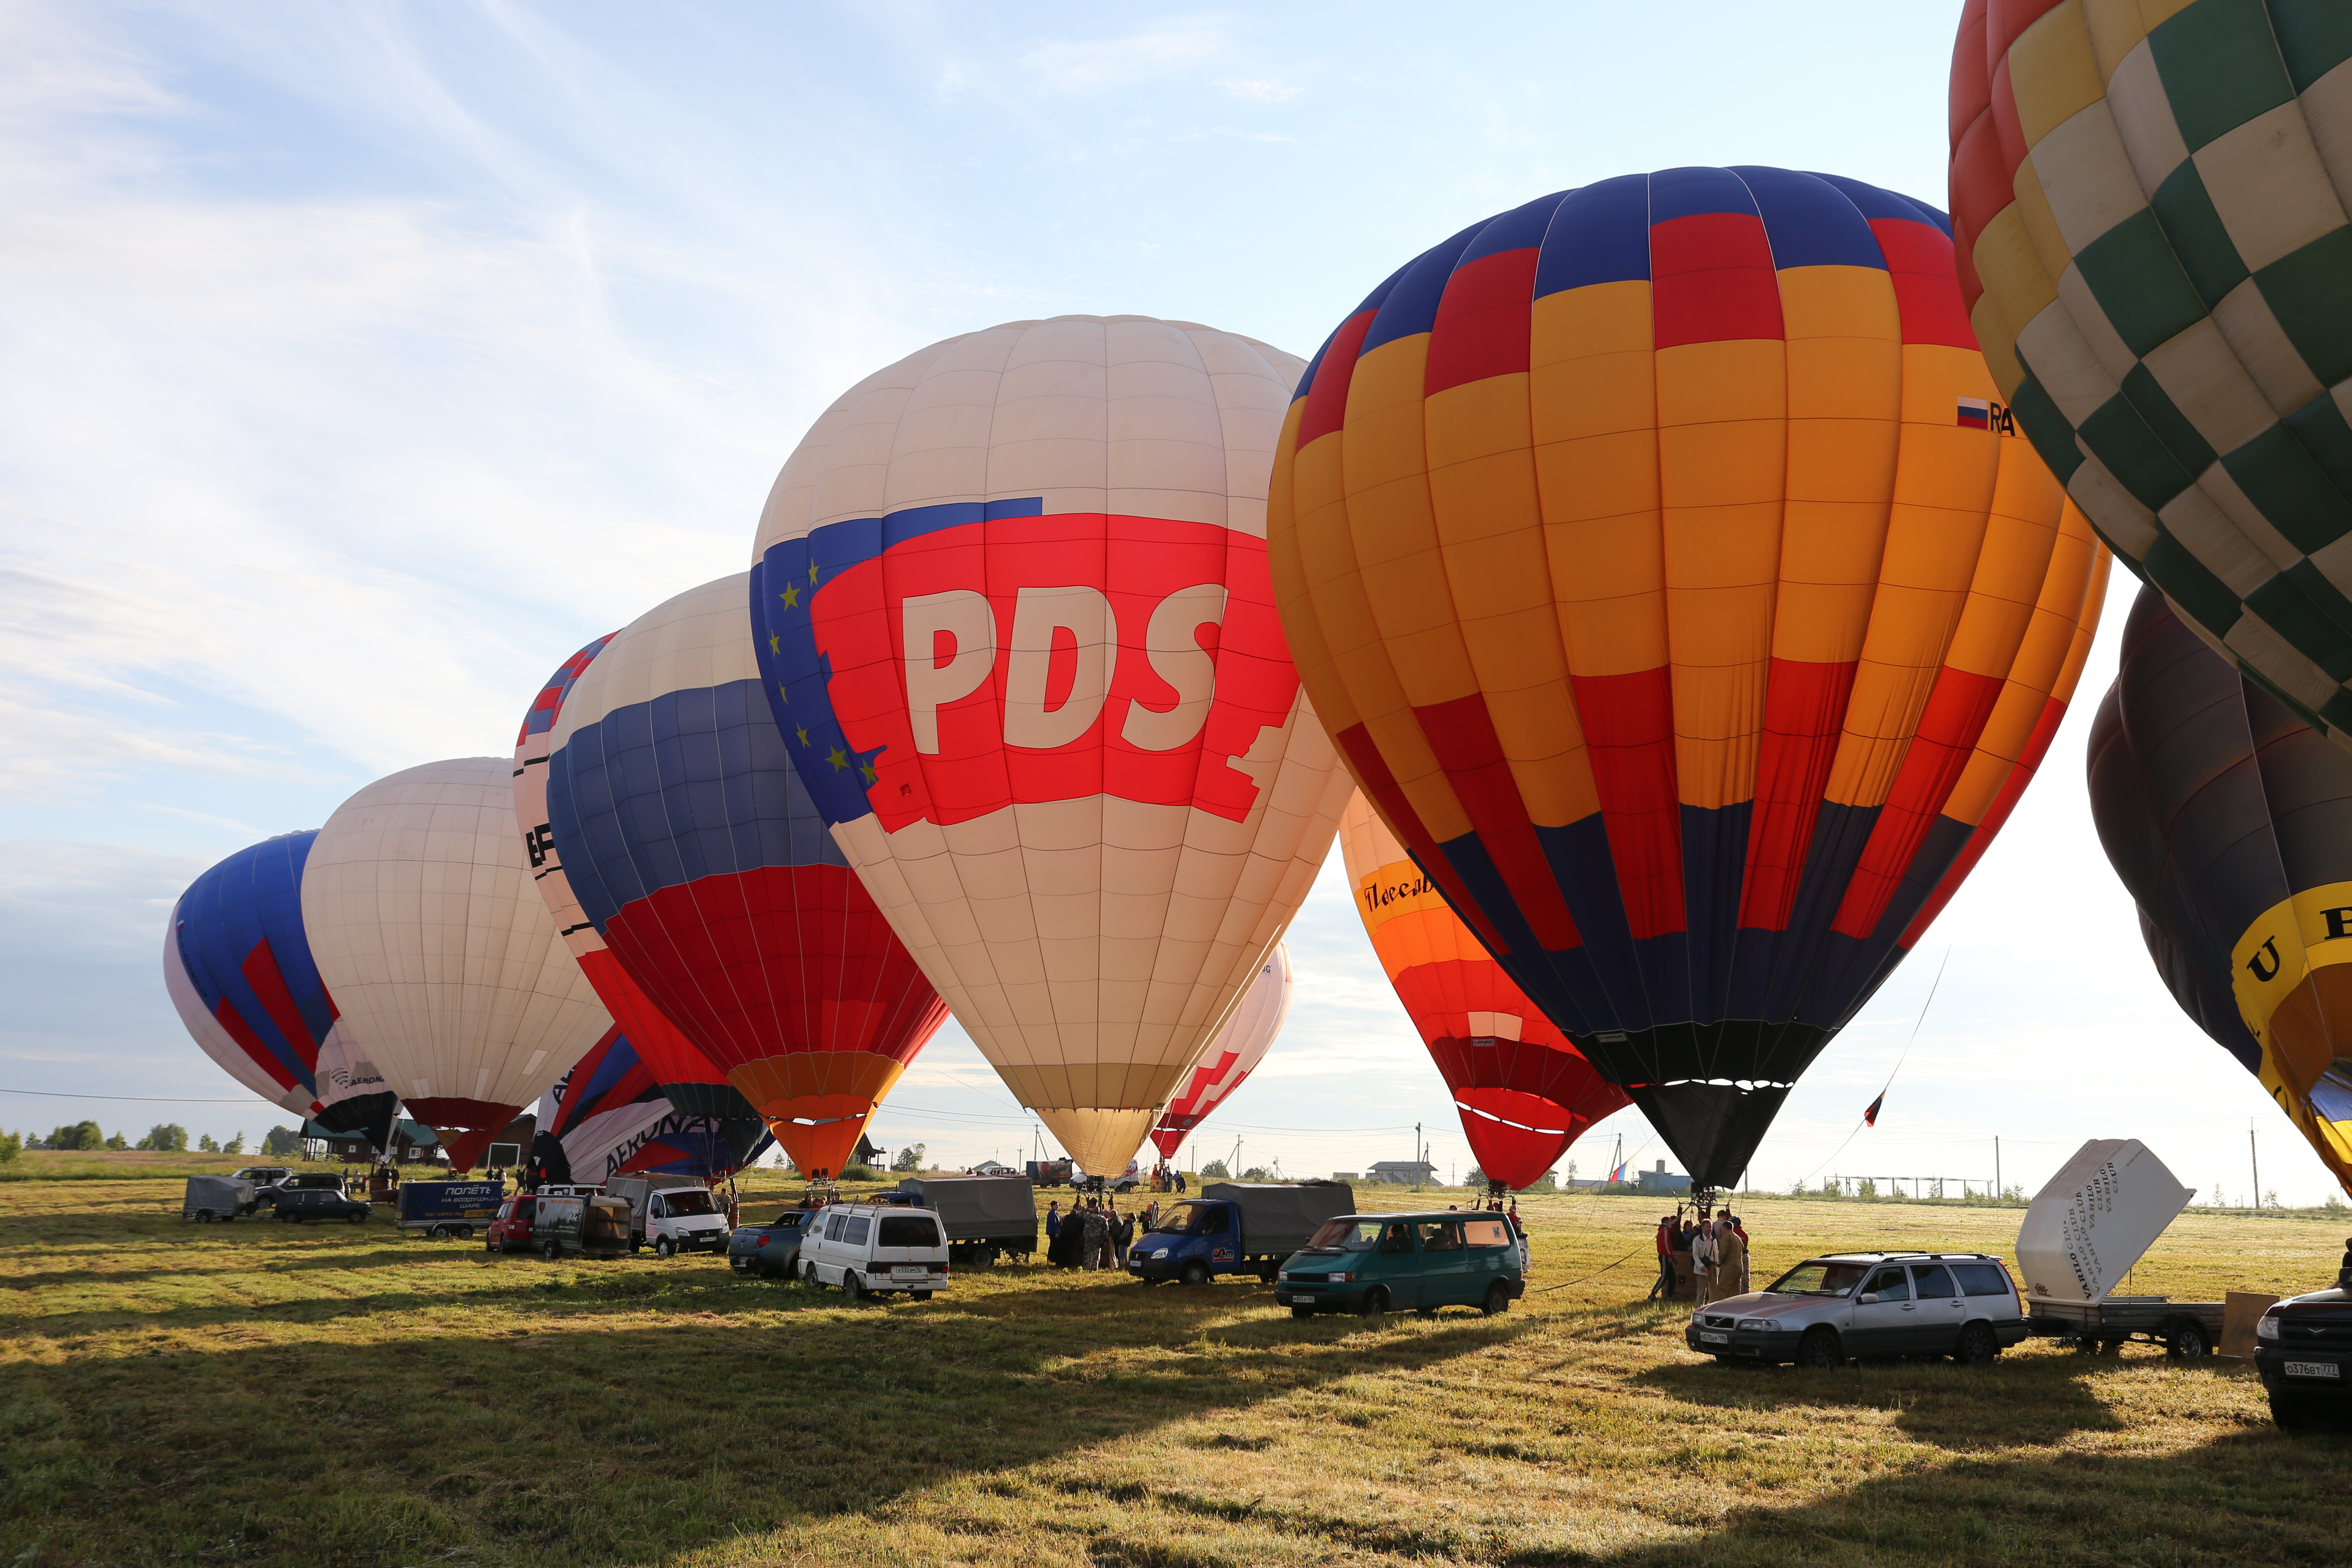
1628,1345,2142,1451
0,1266,1540,1567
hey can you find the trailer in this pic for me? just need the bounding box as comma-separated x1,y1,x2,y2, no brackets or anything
393,1179,507,1240
894,1175,1038,1265
2014,1138,2221,1358
182,1175,257,1222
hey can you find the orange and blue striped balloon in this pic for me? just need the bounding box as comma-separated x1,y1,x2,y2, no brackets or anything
1269,167,2110,1186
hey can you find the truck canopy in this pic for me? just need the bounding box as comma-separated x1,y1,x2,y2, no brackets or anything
395,1180,505,1224
184,1175,252,1214
897,1176,1038,1241
1200,1182,1356,1256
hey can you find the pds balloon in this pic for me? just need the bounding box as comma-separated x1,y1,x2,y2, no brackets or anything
2089,583,2352,1194
1950,3,2352,746
1269,170,2109,1186
1149,943,1291,1160
544,573,946,1178
302,758,612,1170
1339,792,1629,1190
165,832,398,1142
750,315,1355,1176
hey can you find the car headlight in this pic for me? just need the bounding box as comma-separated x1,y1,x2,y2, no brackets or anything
1737,1319,1781,1332
2257,1313,2282,1341
1330,1271,1354,1284
1152,1248,1170,1260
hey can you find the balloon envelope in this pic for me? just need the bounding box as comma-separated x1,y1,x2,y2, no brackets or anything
2090,584,2352,1194
302,758,612,1170
1149,943,1291,1159
528,1025,772,1188
1950,3,2352,747
1338,792,1629,1190
750,315,1355,1177
544,573,946,1179
164,832,399,1142
1269,170,2110,1185
515,632,770,1161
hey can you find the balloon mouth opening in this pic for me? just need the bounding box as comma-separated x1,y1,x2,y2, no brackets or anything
1454,1100,1576,1137
1632,1078,1793,1093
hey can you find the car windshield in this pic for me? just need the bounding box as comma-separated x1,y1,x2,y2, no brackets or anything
768,1212,806,1227
662,1191,717,1217
1764,1260,1873,1297
1304,1219,1383,1253
1153,1204,1214,1236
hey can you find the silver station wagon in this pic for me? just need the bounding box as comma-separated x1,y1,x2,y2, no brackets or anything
1687,1251,2030,1368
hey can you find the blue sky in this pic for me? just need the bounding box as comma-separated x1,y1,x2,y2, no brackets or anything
1,1,2336,1204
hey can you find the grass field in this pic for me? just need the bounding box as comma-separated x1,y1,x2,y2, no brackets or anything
4,1174,2349,1567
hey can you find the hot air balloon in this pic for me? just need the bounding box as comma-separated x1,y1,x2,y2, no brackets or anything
164,832,400,1143
1337,793,1631,1191
542,573,947,1179
1950,3,2352,748
1149,943,1291,1160
514,634,770,1170
1268,170,2110,1188
2090,583,2352,1194
301,758,612,1170
748,315,1356,1178
526,1026,774,1189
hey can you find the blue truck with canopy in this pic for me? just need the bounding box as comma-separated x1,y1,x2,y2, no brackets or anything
1127,1181,1355,1286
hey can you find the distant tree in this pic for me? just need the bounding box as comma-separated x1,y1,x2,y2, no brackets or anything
106,1131,129,1150
0,1131,20,1165
49,1121,105,1152
1523,1172,1559,1194
891,1142,927,1173
197,1133,220,1153
1199,1160,1230,1179
137,1124,189,1153
1465,1166,1486,1188
225,1132,245,1156
262,1127,301,1157
1856,1178,1877,1200
1240,1165,1271,1181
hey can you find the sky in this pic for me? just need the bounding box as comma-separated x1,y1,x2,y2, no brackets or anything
1,0,2339,1206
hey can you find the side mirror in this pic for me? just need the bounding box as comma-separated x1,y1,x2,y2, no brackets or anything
1858,1292,1879,1304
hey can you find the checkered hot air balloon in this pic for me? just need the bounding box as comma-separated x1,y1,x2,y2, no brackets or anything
1268,169,2110,1188
1951,1,2352,747
748,316,1356,1179
542,573,947,1180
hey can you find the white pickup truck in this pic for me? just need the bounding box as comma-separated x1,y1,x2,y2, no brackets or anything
603,1174,731,1257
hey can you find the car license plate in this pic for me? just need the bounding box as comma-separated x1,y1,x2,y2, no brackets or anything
2284,1360,2340,1379
1699,1330,1730,1345
891,1265,926,1279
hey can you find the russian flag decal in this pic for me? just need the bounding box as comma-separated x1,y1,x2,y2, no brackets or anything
1956,396,1991,429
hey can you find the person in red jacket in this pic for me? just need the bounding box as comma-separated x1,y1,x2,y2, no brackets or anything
1647,1215,1677,1302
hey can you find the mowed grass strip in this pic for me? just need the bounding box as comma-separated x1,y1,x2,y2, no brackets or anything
3,1177,2349,1566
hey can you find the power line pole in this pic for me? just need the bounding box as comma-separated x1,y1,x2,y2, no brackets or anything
1414,1122,1424,1193
2251,1122,2261,1209
1994,1136,2001,1201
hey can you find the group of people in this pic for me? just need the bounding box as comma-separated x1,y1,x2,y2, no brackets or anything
1144,1164,1188,1193
1044,1196,1149,1270
1648,1210,1749,1304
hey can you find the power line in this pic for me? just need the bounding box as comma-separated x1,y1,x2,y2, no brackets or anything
1,1087,270,1105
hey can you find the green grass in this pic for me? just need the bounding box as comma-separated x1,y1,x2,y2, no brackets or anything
3,1176,2349,1566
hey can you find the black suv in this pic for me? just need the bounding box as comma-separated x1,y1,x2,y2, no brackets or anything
276,1188,371,1225
2256,1285,2352,1430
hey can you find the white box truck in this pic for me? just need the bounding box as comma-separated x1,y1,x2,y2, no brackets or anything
603,1173,731,1256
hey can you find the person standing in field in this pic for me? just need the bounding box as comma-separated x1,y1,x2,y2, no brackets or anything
1112,1204,1135,1268
1045,1201,1061,1246
1714,1215,1747,1298
1081,1201,1109,1271
1690,1217,1718,1305
1647,1216,1677,1302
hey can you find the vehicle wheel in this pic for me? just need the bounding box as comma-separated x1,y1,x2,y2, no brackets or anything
485,1238,497,1254
1955,1321,1999,1365
1796,1327,1844,1370
1482,1281,1510,1317
454,1226,473,1242
347,1213,364,1225
655,1237,675,1259
1359,1286,1390,1318
913,1290,934,1301
1180,1260,1210,1288
2271,1390,2330,1433
196,1211,214,1223
543,1240,561,1263
1290,1305,1314,1320
1258,1265,1278,1285
2166,1320,2209,1359
291,1213,305,1225
843,1270,867,1302
428,1224,446,1240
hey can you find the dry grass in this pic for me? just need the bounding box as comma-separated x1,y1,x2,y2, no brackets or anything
3,1175,2348,1567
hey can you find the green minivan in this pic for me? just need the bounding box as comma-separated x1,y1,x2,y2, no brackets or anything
1274,1212,1525,1319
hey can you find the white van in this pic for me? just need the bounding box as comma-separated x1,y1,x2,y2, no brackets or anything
603,1174,731,1257
798,1204,950,1301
